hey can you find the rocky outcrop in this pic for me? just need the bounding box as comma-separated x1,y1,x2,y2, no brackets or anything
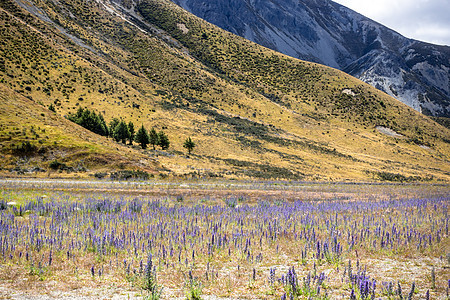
170,0,450,117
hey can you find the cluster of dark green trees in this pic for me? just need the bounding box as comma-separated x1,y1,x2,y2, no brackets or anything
67,107,138,144
109,118,136,145
67,107,194,152
67,107,109,137
134,126,170,150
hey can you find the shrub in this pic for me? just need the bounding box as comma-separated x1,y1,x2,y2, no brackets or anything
110,170,150,180
13,141,37,155
0,200,7,211
48,160,67,170
371,171,432,182
49,160,63,170
94,172,107,179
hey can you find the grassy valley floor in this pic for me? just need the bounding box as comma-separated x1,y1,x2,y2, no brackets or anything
0,179,449,299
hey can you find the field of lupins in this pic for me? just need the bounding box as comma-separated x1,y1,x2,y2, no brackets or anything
0,179,449,299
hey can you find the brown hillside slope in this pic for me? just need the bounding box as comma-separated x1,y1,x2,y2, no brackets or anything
0,84,161,176
0,0,448,181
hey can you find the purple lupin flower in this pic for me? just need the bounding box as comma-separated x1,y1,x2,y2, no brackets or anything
350,288,356,300
447,280,450,298
408,282,415,300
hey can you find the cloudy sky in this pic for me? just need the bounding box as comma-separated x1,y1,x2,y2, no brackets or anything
332,0,450,46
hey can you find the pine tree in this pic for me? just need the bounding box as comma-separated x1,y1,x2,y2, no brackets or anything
149,127,159,150
114,121,129,144
73,107,85,120
98,113,109,136
128,121,135,145
109,118,120,141
158,131,170,150
183,137,195,154
67,107,108,136
135,125,150,149
80,108,92,129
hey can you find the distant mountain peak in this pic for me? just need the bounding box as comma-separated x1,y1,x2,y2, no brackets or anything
170,0,450,117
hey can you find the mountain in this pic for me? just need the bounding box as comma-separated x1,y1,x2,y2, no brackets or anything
169,0,450,118
0,0,449,182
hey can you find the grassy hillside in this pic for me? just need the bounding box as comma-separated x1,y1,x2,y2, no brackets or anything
0,0,449,181
0,84,162,177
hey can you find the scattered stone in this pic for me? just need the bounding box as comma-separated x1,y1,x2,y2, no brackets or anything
376,126,404,138
341,89,356,96
177,23,189,34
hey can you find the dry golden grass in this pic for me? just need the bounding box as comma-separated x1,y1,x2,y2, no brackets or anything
0,84,161,175
0,0,449,182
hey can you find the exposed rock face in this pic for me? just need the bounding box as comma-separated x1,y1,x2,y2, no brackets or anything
170,0,450,117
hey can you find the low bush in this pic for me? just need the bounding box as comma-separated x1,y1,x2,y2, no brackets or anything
13,141,37,155
110,170,151,180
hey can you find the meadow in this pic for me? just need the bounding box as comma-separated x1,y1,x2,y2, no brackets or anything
0,179,449,299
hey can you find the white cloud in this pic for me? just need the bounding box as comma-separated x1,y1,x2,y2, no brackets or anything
332,0,450,46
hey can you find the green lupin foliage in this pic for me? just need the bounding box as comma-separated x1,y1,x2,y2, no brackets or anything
185,270,202,300
142,255,162,300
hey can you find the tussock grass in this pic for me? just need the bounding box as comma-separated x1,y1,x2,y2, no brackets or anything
0,0,448,181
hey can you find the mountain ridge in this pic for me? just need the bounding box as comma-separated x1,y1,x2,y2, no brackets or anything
169,0,450,117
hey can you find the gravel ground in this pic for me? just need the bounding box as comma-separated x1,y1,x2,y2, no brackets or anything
0,286,243,300
0,286,140,300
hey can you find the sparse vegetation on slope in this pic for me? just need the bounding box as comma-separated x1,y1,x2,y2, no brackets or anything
0,84,161,176
0,0,449,181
